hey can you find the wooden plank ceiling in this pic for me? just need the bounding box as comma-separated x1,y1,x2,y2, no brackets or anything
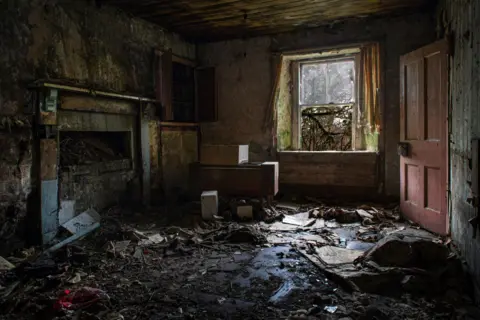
102,0,434,41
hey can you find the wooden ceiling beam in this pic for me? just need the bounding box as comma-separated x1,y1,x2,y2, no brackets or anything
136,0,427,26
158,2,423,29
102,0,435,40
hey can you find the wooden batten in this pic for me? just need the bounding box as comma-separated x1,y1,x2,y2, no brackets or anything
59,95,138,115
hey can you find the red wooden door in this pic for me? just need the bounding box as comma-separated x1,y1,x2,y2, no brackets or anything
399,40,449,235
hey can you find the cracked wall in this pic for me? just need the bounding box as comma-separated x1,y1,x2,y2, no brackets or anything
440,0,480,300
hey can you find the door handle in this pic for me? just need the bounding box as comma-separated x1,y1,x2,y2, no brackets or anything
397,142,409,157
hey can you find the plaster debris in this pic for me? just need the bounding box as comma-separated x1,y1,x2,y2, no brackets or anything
107,240,131,256
316,246,364,265
0,202,476,319
357,209,374,219
138,234,165,246
282,213,316,227
61,209,101,235
0,256,14,271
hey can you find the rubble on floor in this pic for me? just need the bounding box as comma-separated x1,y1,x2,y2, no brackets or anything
0,199,478,320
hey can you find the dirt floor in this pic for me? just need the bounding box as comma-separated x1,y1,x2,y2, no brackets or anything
1,199,480,319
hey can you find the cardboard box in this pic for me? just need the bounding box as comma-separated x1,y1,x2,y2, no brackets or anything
200,145,249,166
237,205,253,220
201,190,218,220
262,162,279,197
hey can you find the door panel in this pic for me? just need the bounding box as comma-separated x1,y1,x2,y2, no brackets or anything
425,166,441,212
405,164,420,204
400,39,448,235
425,53,442,140
405,61,420,141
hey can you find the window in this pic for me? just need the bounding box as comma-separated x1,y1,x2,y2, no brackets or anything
298,59,356,151
275,44,380,152
172,61,195,122
156,50,217,123
299,59,355,106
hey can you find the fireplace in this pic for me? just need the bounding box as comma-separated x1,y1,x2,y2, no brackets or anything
30,82,158,244
57,109,138,215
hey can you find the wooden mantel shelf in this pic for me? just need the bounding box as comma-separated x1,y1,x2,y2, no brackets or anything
30,80,160,104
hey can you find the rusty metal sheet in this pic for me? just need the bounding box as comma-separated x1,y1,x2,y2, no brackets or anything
40,139,58,180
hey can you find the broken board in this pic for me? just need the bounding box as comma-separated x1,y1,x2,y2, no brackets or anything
62,208,101,234
282,212,315,227
315,246,363,266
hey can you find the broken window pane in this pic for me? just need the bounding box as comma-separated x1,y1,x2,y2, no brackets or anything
301,106,352,151
300,60,355,106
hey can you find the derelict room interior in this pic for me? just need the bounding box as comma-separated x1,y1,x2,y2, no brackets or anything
0,0,479,319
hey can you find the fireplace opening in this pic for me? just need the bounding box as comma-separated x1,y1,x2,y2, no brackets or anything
60,131,132,167
59,130,136,214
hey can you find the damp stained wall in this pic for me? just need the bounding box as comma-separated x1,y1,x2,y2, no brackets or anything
440,0,480,299
161,127,198,201
198,10,437,197
276,58,293,151
0,0,195,251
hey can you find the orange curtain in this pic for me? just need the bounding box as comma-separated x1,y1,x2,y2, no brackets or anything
361,43,381,132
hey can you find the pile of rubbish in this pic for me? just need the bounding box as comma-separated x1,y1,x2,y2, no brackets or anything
60,135,127,166
0,199,477,319
0,215,269,318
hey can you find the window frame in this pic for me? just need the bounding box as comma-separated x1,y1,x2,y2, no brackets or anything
292,53,362,151
298,56,356,108
172,60,196,122
155,50,217,124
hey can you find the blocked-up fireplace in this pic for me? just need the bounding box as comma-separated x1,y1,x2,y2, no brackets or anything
58,108,138,215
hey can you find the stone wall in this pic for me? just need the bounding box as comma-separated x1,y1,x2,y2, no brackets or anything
0,128,32,254
198,10,437,197
0,0,194,251
440,0,480,300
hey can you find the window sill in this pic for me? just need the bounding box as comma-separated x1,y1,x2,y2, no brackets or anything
277,150,378,155
277,150,378,164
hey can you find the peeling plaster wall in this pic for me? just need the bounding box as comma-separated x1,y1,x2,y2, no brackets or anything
276,58,293,151
0,0,194,250
441,0,480,299
198,10,436,196
199,37,273,162
0,0,195,114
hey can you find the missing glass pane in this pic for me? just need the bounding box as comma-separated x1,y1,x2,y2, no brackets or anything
301,106,353,151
